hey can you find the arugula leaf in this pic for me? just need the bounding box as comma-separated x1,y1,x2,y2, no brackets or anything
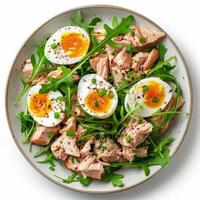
55,172,77,184
156,43,167,61
112,16,119,28
56,173,92,186
40,15,134,94
71,10,101,33
33,144,50,158
76,175,92,186
154,136,174,153
37,151,56,169
15,43,50,105
125,44,138,53
104,171,124,187
17,112,35,143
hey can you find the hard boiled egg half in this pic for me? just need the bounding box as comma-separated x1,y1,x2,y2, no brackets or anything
77,74,118,119
27,85,65,127
125,77,173,117
45,26,90,65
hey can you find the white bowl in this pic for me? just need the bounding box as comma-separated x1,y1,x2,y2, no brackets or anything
5,5,192,193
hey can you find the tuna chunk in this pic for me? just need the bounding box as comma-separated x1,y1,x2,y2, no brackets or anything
124,25,166,50
22,59,33,79
51,134,80,159
110,65,127,86
51,135,68,160
118,119,153,148
122,146,148,162
62,136,80,157
80,137,95,158
78,155,104,180
89,55,109,80
94,138,122,162
132,52,148,72
132,49,159,72
84,162,104,180
59,116,76,134
113,48,132,69
65,156,82,172
31,126,59,146
143,49,159,70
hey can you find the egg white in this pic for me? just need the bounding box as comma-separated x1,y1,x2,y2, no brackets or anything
45,26,90,65
125,77,173,117
27,85,66,127
77,74,118,119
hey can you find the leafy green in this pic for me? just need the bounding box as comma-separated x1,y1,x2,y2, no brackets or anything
56,172,92,186
104,171,124,187
125,44,138,53
15,43,50,105
112,16,119,28
40,15,134,94
33,144,50,158
156,43,167,62
37,151,56,170
17,112,35,143
71,10,101,33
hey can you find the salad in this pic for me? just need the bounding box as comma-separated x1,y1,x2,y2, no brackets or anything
16,10,186,187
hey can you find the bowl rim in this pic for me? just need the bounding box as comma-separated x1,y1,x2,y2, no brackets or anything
5,4,193,194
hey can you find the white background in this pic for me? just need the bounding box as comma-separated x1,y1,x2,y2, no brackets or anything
0,0,200,199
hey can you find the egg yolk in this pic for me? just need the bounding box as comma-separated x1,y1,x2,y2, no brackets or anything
29,93,52,117
84,91,111,113
60,32,89,58
143,81,165,108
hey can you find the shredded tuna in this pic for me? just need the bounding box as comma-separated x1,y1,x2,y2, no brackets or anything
94,138,122,162
51,135,68,160
113,48,132,69
78,155,104,180
110,65,127,86
124,25,166,50
65,156,81,172
118,119,153,148
80,137,95,158
31,126,59,146
122,146,148,162
89,55,109,80
59,116,76,134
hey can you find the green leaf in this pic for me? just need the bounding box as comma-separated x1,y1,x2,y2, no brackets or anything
76,175,92,186
33,145,50,158
125,44,138,53
71,10,101,33
156,43,167,61
17,112,35,143
56,173,92,186
112,16,119,28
